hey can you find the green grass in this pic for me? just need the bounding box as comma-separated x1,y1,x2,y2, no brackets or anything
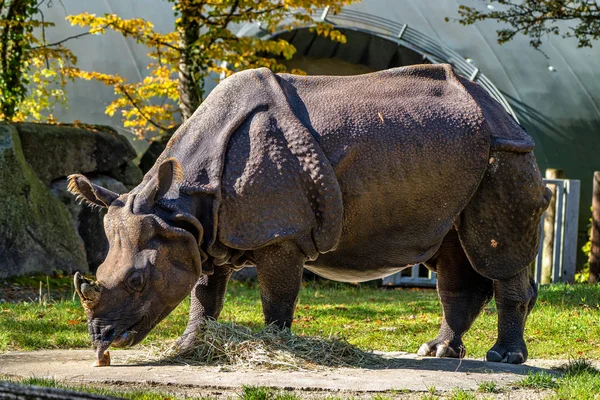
516,371,559,389
447,388,476,400
1,377,317,400
477,381,501,394
1,376,209,399
514,359,600,400
241,386,301,400
1,278,600,362
552,359,600,400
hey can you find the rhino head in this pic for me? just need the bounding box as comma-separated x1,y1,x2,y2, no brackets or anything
69,158,204,358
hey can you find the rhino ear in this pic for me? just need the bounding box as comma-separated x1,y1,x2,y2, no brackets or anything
67,174,119,208
136,158,184,210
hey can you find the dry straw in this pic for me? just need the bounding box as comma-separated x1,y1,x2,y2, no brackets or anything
145,320,386,371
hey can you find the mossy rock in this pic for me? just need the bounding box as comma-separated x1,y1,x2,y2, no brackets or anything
15,123,136,184
139,129,178,174
0,124,88,278
106,161,143,189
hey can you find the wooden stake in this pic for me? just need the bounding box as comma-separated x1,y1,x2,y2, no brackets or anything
589,172,600,283
541,169,564,284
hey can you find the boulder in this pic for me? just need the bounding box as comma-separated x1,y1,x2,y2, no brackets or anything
15,123,137,184
139,132,175,174
107,161,143,189
51,176,128,271
0,124,88,278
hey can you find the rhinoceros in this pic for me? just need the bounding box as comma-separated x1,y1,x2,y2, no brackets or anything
70,64,550,366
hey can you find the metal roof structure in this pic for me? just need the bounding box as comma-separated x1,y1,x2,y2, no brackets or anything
238,7,519,121
42,0,600,229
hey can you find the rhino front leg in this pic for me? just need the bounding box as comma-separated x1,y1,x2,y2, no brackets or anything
486,269,537,364
420,230,493,358
254,241,306,329
176,264,232,350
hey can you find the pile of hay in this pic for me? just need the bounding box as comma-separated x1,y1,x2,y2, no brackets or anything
150,320,385,370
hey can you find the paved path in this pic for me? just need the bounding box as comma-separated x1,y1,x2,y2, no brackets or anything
0,350,568,394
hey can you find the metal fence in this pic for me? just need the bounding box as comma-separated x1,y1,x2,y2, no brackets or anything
383,179,581,287
533,179,581,283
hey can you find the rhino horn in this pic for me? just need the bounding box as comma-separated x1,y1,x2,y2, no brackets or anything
74,272,102,308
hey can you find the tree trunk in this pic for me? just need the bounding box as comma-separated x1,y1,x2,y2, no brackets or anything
177,6,202,121
589,171,600,283
0,0,31,120
541,168,564,284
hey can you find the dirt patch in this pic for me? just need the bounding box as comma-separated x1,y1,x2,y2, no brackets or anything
0,349,569,398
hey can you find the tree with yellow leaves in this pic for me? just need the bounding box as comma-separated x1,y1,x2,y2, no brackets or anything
68,0,356,140
0,0,76,122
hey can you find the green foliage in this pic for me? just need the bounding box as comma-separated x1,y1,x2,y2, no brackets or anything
0,0,76,122
577,207,594,283
68,0,358,140
452,0,600,49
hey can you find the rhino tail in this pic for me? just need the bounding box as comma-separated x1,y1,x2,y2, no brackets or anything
490,136,535,153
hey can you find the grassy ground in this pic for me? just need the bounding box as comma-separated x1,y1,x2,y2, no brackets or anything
0,276,599,361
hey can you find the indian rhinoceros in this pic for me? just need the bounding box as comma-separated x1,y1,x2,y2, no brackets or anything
70,64,551,365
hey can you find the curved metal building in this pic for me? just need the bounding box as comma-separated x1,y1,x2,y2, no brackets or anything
44,0,600,229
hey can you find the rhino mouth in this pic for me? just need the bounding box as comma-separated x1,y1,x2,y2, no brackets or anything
92,307,172,355
92,320,142,354
112,329,137,348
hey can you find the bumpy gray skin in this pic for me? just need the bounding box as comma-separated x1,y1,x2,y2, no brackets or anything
69,64,550,365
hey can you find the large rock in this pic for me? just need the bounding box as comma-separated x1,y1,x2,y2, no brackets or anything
51,176,128,271
0,124,88,278
15,123,137,184
107,161,143,189
139,130,177,174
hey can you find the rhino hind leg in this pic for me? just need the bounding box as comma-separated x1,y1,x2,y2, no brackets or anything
254,241,306,329
485,271,537,364
456,150,549,364
420,229,494,359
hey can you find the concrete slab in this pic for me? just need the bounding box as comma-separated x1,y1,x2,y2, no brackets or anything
0,350,568,394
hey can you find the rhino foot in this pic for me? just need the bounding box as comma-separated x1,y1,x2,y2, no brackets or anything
174,327,200,353
417,339,465,358
485,342,527,364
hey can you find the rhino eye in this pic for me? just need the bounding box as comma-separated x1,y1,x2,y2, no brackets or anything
127,271,144,292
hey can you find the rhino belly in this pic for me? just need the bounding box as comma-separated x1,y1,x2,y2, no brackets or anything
304,264,409,283
305,231,442,283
